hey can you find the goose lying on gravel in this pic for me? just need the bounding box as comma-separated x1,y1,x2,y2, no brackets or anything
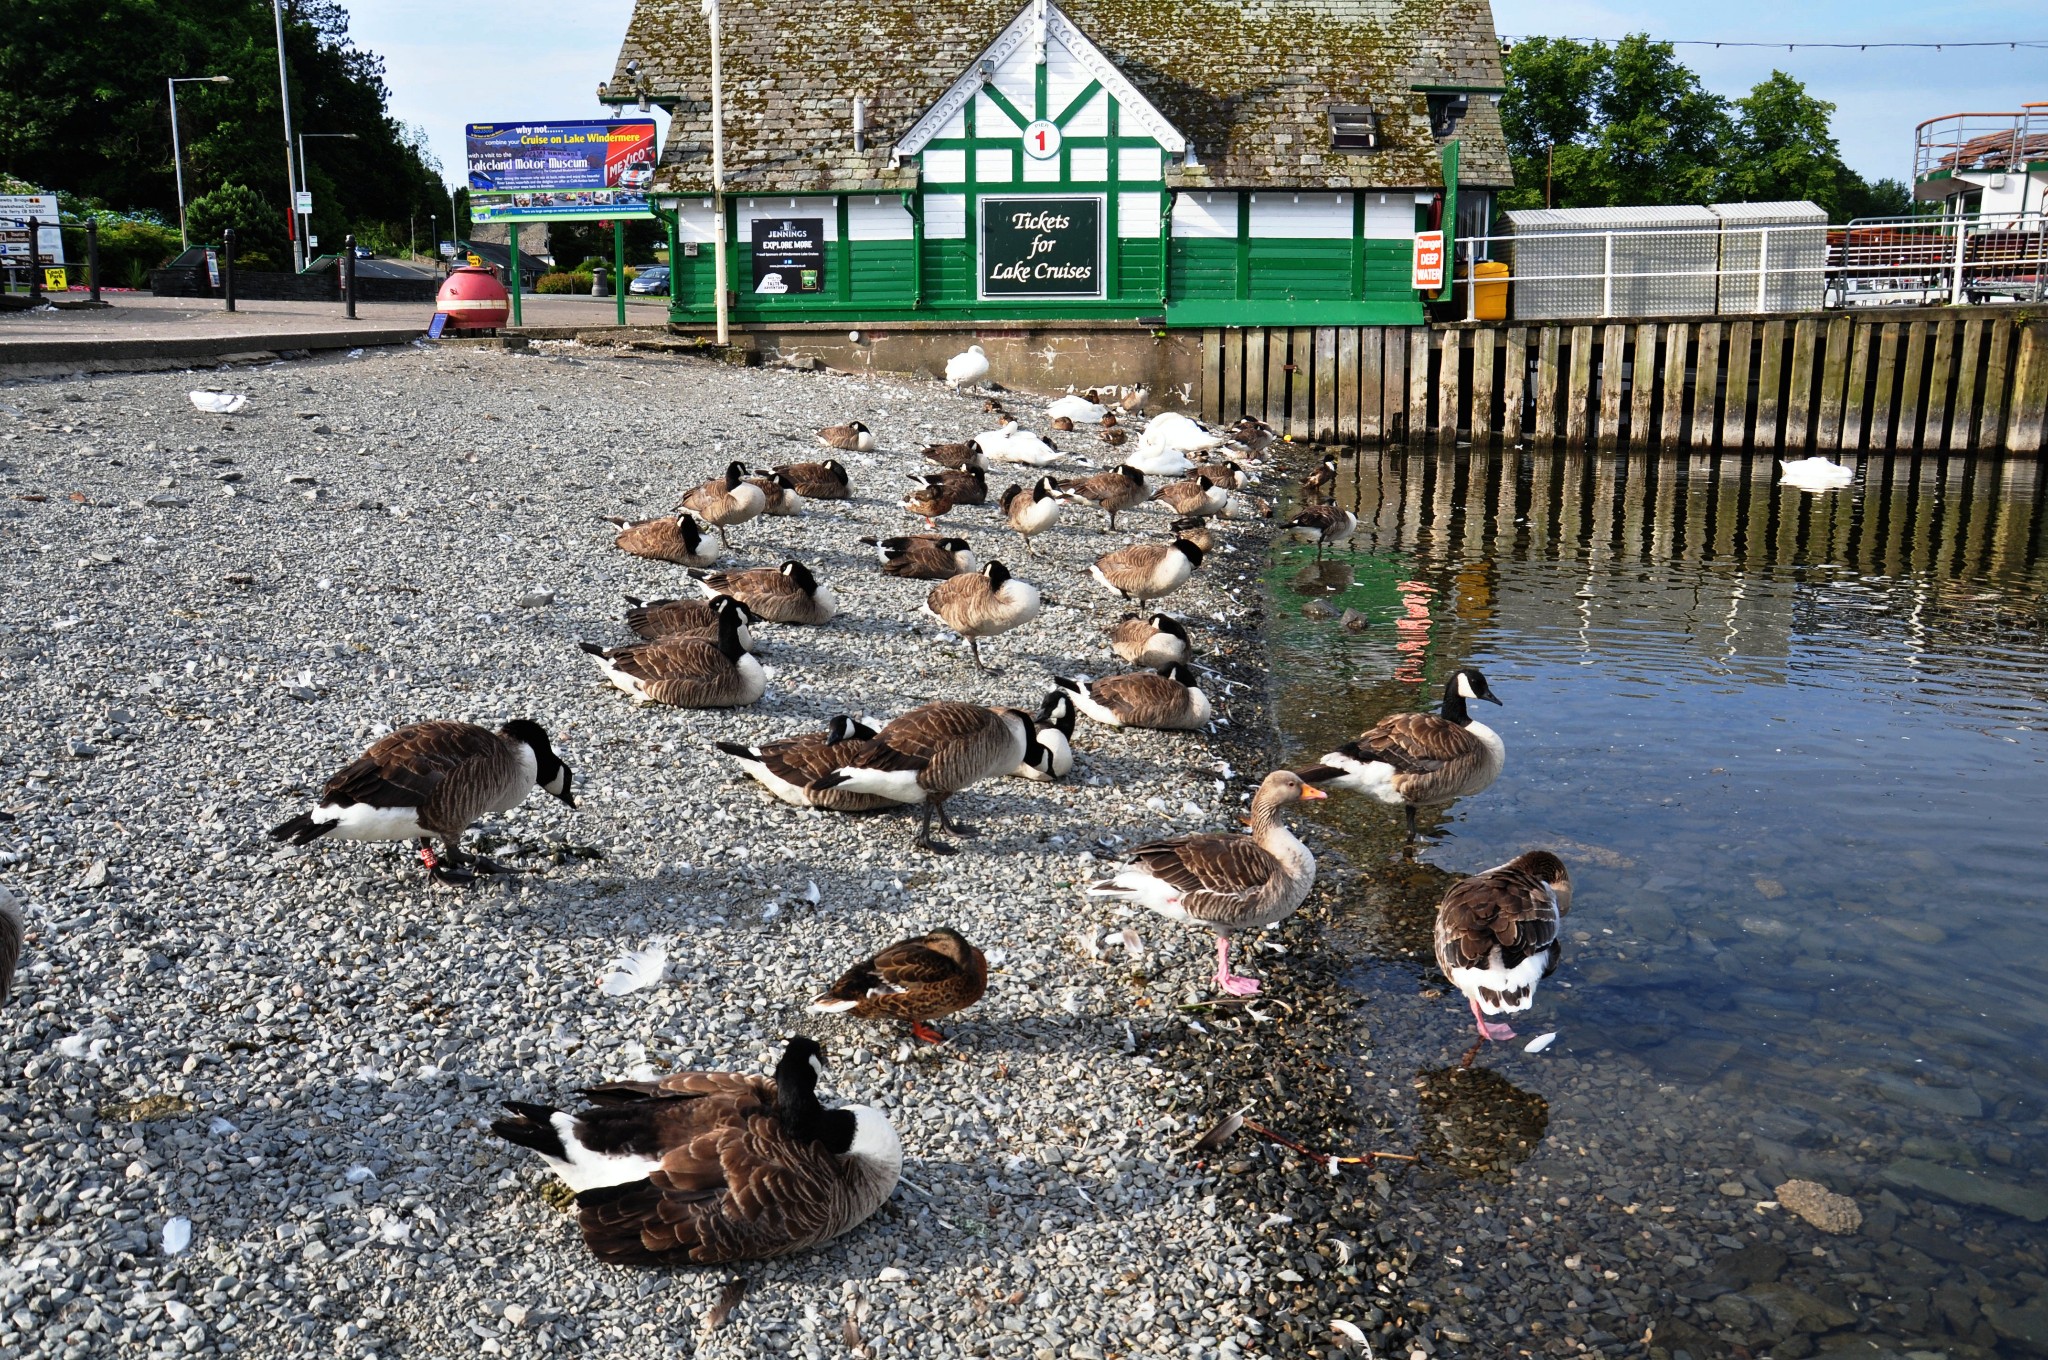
771,458,852,499
1013,691,1077,782
817,421,877,452
604,513,716,567
973,422,1063,467
715,717,892,812
810,928,989,1043
746,469,802,516
491,1036,900,1265
581,603,764,708
1086,770,1323,995
268,720,574,884
621,593,758,649
860,534,976,580
1109,613,1191,669
1054,664,1212,731
690,561,837,625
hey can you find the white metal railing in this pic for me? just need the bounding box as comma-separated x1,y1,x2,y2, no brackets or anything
1452,213,2048,321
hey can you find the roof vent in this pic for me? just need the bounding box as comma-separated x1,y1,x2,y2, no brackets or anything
1329,106,1380,152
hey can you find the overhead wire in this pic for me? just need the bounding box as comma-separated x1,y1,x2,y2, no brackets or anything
1498,36,2048,52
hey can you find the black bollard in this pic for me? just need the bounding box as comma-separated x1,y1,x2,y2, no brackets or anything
26,218,41,304
343,233,356,319
87,219,100,303
222,227,237,312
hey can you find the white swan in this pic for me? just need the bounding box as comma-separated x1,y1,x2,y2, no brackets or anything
1047,394,1108,423
973,421,1065,467
945,345,990,390
1140,410,1229,454
1779,457,1854,491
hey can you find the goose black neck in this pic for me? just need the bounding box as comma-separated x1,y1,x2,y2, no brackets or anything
1440,676,1472,726
775,1074,854,1152
715,605,748,659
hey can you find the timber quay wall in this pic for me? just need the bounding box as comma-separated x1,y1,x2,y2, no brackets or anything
1192,306,2048,455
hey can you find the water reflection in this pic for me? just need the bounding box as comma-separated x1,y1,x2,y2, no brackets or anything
1413,1064,1550,1180
1269,446,2048,1352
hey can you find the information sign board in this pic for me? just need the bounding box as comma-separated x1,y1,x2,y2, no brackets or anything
465,120,658,222
750,218,824,294
979,196,1104,300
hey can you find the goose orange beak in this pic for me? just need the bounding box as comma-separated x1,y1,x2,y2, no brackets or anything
1300,785,1328,800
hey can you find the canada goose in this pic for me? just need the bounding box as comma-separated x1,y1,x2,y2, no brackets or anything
902,480,955,530
1057,464,1148,531
924,561,1041,671
810,928,989,1043
1048,393,1109,424
715,717,895,812
1000,477,1065,556
973,422,1063,467
602,512,717,567
1300,454,1339,501
1296,666,1506,838
1110,613,1191,669
0,886,22,1003
678,462,769,546
1168,517,1216,553
917,465,987,505
1100,427,1128,448
1191,459,1248,489
1091,537,1203,601
818,420,877,452
810,702,1041,854
859,534,977,580
1284,505,1357,559
1121,384,1151,414
1435,851,1571,1052
1227,415,1279,455
622,592,759,650
746,469,803,516
1013,691,1076,782
1051,415,1076,432
491,1035,900,1265
946,344,991,389
1054,663,1213,731
268,719,575,884
1780,456,1854,491
581,602,765,708
1140,410,1228,454
921,441,985,471
771,458,852,500
1151,474,1227,518
690,560,838,625
1086,770,1324,995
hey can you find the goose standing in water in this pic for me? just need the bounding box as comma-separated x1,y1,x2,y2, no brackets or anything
1434,851,1571,1060
490,1036,900,1264
268,720,575,884
1086,770,1324,995
1284,505,1357,560
1297,667,1505,839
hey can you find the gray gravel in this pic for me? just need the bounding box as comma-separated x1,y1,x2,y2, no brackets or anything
0,342,1326,1359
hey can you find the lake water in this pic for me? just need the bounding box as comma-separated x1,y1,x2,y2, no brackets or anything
1265,447,2048,1356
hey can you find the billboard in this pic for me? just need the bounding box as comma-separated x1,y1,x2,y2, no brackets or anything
465,121,658,222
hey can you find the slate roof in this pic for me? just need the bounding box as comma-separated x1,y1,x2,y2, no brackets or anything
610,0,1511,194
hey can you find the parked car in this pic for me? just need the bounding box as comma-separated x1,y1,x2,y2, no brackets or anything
628,264,670,295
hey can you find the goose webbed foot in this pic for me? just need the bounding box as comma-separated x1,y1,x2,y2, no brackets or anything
1469,997,1516,1042
933,801,978,837
421,841,476,887
914,802,959,856
910,1021,947,1044
1212,937,1262,996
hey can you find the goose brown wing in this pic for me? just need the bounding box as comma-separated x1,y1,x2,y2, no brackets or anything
1433,868,1562,974
925,571,987,616
319,721,495,810
873,703,992,763
601,639,742,704
624,596,718,639
1086,671,1180,718
1339,712,1478,770
679,482,724,516
1129,833,1283,922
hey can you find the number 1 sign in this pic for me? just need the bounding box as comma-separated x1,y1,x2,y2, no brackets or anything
1022,120,1062,161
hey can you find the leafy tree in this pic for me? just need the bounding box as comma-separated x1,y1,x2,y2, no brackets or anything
1499,37,1606,208
186,181,284,262
1592,36,1729,208
1723,73,1850,211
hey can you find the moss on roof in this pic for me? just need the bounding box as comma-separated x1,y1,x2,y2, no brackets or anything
612,0,1510,194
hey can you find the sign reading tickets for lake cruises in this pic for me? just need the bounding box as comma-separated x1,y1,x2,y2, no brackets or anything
980,196,1104,300
464,120,658,222
751,218,825,294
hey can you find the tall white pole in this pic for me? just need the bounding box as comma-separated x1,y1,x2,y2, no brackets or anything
169,80,189,250
704,0,729,346
273,0,302,271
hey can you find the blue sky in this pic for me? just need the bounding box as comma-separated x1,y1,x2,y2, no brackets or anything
347,0,2042,190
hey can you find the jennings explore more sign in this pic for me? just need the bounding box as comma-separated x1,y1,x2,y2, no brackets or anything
980,196,1104,300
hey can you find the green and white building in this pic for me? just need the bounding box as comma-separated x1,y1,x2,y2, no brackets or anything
607,0,1511,330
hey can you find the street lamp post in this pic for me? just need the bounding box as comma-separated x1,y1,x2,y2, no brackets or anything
168,75,232,250
296,132,359,258
702,0,729,346
272,0,303,270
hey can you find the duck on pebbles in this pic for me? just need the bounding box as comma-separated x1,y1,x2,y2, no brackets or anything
603,512,717,567
621,593,759,650
1054,662,1212,731
902,480,956,530
581,601,764,708
491,1036,900,1265
771,458,852,499
859,534,976,580
1091,537,1203,602
268,720,575,885
810,928,989,1043
1086,770,1324,995
923,561,1042,671
1297,666,1505,839
917,465,988,506
690,561,837,625
1434,851,1571,1060
1110,613,1191,669
678,462,769,546
1000,477,1065,556
808,702,1044,854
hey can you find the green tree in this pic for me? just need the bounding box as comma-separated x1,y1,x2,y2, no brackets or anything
1499,37,1607,209
1592,35,1730,207
1722,72,1848,211
186,181,284,263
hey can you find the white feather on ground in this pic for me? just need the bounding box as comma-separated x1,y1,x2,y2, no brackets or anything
188,391,247,414
597,942,667,996
162,1217,192,1255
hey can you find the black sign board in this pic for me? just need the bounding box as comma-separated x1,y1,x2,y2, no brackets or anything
980,196,1104,299
750,217,824,295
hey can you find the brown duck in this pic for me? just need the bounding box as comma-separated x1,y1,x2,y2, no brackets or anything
809,928,989,1043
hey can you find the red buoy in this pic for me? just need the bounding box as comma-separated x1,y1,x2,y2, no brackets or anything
435,265,510,333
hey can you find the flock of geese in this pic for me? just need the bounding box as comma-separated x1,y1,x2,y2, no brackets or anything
240,362,1575,1267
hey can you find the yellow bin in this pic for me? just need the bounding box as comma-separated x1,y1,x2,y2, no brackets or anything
1457,260,1509,320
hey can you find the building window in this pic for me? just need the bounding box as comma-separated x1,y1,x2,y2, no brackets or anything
1328,106,1380,152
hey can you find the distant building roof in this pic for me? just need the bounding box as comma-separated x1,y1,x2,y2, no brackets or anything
610,0,1511,195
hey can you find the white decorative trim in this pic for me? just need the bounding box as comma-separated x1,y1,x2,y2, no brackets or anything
892,1,1186,161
